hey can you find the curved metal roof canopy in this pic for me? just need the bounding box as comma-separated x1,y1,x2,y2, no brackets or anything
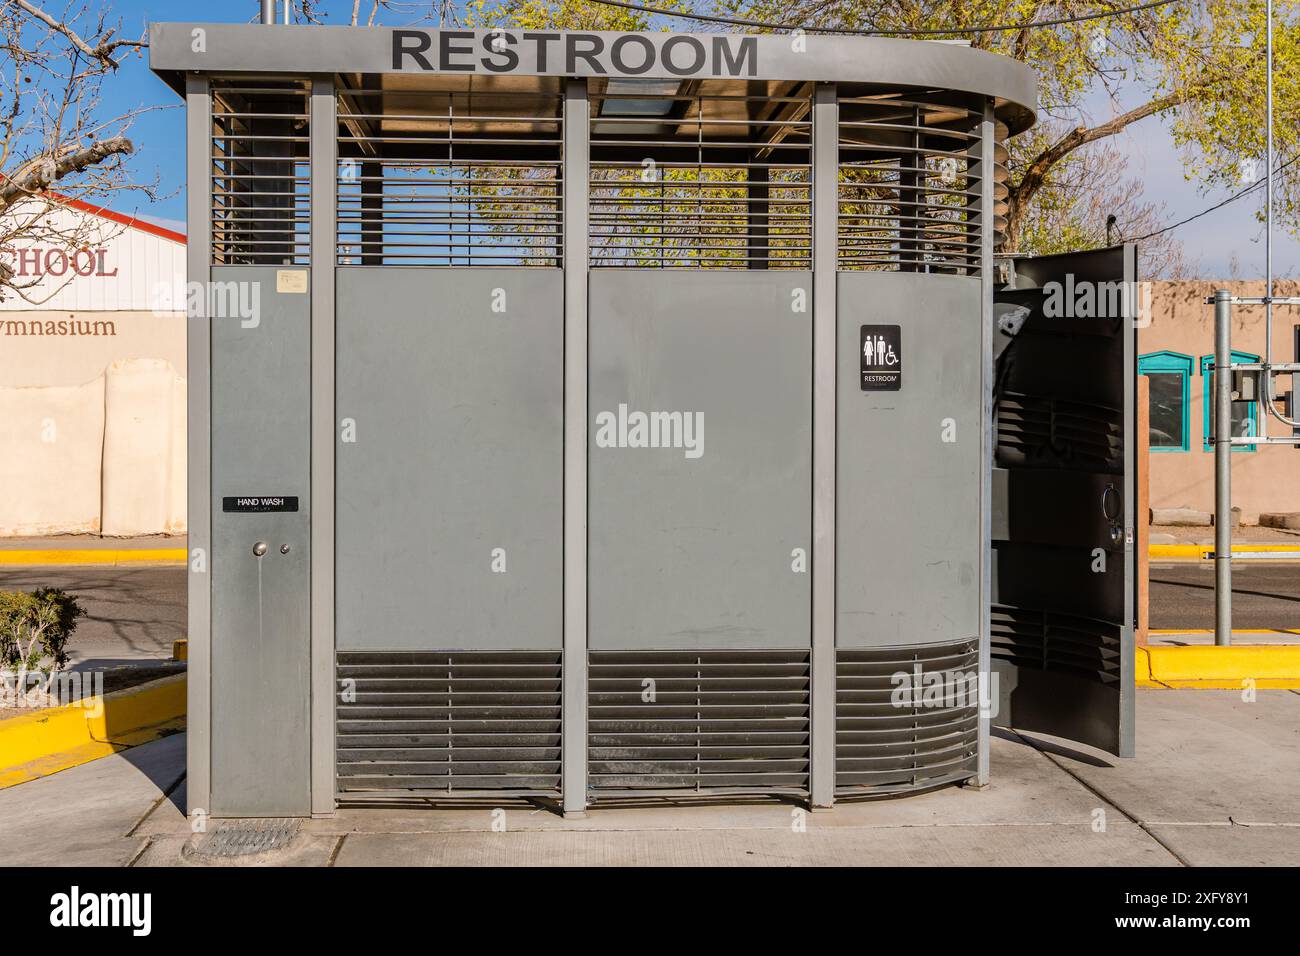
149,24,1037,133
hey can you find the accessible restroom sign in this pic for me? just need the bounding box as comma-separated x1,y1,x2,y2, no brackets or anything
860,324,902,391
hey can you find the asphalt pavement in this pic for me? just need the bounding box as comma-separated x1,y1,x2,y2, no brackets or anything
1149,563,1300,630
0,566,185,666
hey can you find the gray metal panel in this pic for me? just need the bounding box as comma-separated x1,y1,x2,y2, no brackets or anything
309,78,336,815
836,272,983,649
149,25,1036,132
334,268,563,651
210,265,312,817
809,83,837,808
588,270,812,651
561,78,589,814
185,74,212,817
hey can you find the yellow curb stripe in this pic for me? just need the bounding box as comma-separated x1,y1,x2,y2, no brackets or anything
1134,646,1153,683
1137,645,1300,689
1150,628,1300,635
0,674,186,788
1148,679,1300,690
1150,543,1300,559
0,548,186,566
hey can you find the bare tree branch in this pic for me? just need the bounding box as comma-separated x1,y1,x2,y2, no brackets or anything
1004,90,1184,251
12,0,144,70
0,133,133,210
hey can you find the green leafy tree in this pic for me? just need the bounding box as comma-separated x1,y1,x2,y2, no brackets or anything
466,0,1297,263
742,0,1298,256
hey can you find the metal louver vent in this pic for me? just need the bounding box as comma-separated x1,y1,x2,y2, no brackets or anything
336,652,561,795
334,79,563,266
589,81,813,269
837,91,1006,275
210,80,311,266
991,606,1123,685
836,641,979,795
996,392,1123,472
588,651,810,793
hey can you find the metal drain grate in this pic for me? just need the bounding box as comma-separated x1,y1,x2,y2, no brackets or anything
835,640,979,795
194,819,301,858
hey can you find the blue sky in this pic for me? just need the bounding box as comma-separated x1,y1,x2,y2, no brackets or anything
107,0,1299,278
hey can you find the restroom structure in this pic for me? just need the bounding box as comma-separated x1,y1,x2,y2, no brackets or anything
150,22,1136,817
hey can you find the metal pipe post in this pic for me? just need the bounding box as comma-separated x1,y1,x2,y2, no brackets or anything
1214,289,1233,647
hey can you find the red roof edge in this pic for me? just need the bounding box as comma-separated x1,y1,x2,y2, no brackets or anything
55,193,187,246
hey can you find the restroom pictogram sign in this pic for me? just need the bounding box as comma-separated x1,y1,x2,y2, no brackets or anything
860,324,901,391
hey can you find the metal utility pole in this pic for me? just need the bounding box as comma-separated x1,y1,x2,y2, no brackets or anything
1206,0,1300,645
1213,289,1233,646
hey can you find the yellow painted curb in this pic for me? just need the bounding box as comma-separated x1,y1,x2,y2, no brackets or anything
1137,646,1300,689
1150,543,1300,559
0,673,186,788
1134,646,1154,684
1151,628,1300,635
0,548,186,566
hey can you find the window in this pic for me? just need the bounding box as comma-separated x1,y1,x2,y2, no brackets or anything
1138,351,1192,452
1201,351,1259,452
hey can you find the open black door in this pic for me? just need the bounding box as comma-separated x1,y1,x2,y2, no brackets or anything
991,245,1137,757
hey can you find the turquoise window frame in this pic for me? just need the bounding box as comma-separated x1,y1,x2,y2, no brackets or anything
1138,350,1192,452
1200,351,1259,452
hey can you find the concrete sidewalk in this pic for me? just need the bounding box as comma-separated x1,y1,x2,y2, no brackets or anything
1,689,1296,867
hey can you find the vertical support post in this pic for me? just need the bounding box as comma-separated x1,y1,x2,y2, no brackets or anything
809,83,837,809
898,105,922,272
973,102,996,786
185,73,212,817
1214,289,1233,647
360,161,382,266
1119,242,1137,757
561,78,589,816
309,76,337,815
746,157,769,269
1136,375,1150,646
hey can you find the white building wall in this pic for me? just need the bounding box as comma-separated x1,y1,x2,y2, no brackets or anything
0,199,188,536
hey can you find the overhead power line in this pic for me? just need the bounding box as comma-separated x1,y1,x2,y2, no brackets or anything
584,0,1181,36
1131,155,1300,241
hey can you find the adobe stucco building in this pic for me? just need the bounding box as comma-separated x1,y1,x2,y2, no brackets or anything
1141,280,1300,524
0,196,187,537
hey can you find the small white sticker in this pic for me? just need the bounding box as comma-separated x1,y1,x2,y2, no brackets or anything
276,270,308,294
